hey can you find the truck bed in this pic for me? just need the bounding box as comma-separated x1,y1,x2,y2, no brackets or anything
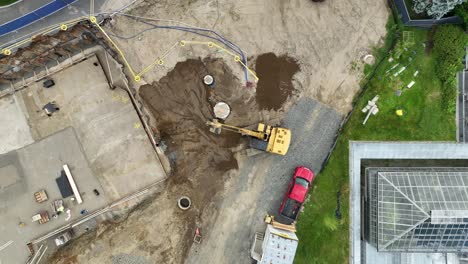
280,198,302,220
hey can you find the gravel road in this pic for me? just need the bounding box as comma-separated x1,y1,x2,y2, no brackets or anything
186,97,342,264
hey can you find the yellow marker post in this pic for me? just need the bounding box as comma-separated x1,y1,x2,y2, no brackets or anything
2,49,11,56
396,109,404,116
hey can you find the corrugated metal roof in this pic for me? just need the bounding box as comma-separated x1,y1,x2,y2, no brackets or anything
260,225,298,264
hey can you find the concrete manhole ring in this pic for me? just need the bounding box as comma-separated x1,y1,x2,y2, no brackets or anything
362,54,375,65
203,74,214,86
214,102,231,120
178,196,191,210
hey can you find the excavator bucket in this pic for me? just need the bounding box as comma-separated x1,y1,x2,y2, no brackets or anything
207,119,222,134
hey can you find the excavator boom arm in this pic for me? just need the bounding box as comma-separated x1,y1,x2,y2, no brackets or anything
207,121,266,140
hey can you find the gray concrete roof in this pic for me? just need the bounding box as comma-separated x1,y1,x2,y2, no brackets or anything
0,54,166,263
17,55,165,201
0,95,33,154
0,127,109,264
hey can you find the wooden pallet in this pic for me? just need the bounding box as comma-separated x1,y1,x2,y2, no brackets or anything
34,190,48,203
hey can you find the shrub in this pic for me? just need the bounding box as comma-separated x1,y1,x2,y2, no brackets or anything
433,25,468,111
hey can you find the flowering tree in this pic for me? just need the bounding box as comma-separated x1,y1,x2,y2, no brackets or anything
412,0,466,19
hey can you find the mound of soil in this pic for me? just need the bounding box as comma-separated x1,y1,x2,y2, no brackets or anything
139,58,257,201
255,53,299,110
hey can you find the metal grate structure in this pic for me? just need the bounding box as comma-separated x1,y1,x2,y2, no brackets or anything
366,168,468,252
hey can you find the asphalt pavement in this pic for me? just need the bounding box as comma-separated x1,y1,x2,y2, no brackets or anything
0,0,135,49
0,0,78,37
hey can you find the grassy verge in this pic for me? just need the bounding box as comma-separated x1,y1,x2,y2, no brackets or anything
0,0,18,6
294,19,456,264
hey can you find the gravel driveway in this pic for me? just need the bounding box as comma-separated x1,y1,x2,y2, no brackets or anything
186,98,343,264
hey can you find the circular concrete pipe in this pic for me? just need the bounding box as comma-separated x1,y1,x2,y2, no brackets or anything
178,196,191,210
362,54,375,65
203,75,215,86
213,102,231,120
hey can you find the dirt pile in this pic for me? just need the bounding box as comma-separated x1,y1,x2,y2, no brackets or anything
47,55,291,264
255,53,300,110
139,57,259,203
106,0,388,114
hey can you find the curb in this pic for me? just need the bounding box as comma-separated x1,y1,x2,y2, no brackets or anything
0,0,23,10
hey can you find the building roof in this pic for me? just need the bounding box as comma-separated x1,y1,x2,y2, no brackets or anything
375,170,468,252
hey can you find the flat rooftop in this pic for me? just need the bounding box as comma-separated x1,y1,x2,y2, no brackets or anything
0,127,109,263
0,55,166,263
16,55,165,200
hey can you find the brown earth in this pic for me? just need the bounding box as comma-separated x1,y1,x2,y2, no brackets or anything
48,0,389,262
49,55,296,264
255,53,300,110
105,0,388,114
139,57,250,198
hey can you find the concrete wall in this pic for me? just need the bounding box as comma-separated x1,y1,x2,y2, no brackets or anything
0,24,110,83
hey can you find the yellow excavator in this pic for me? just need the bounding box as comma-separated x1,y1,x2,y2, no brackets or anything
206,119,291,155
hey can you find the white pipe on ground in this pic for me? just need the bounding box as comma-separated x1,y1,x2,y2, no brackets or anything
63,164,82,204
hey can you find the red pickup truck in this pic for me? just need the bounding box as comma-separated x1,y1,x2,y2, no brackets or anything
279,166,314,221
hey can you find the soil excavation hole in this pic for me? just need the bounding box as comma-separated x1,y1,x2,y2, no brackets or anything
139,57,251,202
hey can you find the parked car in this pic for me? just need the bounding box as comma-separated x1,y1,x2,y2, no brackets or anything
279,166,314,221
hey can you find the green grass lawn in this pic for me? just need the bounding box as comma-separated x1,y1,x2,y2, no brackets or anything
294,24,456,264
0,0,18,6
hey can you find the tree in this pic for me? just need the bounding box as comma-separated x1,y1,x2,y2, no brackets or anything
433,25,468,111
433,25,467,67
455,2,468,28
412,0,466,19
